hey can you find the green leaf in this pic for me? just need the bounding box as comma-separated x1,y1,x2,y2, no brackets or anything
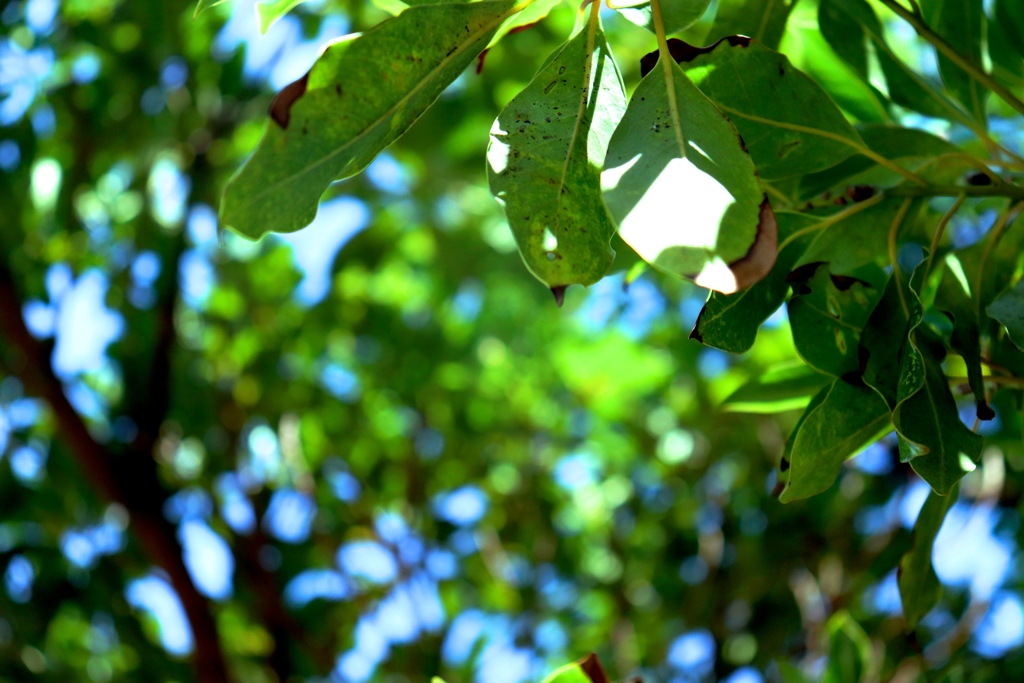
796,197,923,275
860,273,911,410
988,279,1024,350
616,0,711,36
990,0,1024,84
691,212,817,353
707,0,795,50
723,362,832,413
221,0,522,239
602,50,774,294
488,0,562,49
921,0,987,122
488,13,626,293
256,0,309,33
935,254,994,418
893,263,983,493
819,0,958,122
899,486,958,629
786,262,885,376
779,379,890,501
824,611,873,683
194,0,230,17
663,38,864,180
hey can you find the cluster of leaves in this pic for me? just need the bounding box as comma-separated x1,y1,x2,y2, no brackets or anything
216,0,1024,636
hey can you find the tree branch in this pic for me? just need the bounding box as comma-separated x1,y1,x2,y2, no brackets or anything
0,262,230,683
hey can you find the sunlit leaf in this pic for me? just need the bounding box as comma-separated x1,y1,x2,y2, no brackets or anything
256,0,309,33
899,486,958,629
221,0,522,238
653,38,864,179
616,0,711,36
779,379,890,501
921,0,987,122
488,11,626,293
488,0,562,48
723,362,831,413
194,0,230,17
691,212,816,353
824,611,873,683
603,49,774,294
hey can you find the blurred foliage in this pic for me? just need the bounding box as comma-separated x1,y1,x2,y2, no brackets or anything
1,2,1024,683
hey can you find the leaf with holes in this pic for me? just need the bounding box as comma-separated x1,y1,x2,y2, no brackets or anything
641,38,863,180
221,0,522,239
786,262,885,377
691,212,816,353
779,378,891,501
487,11,626,296
602,50,774,294
899,486,957,630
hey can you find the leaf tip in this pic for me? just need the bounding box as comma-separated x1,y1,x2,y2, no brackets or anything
550,285,568,308
578,654,609,683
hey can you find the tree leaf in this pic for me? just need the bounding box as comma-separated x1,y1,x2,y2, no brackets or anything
616,0,712,36
723,362,831,413
194,0,230,17
860,273,911,410
786,262,885,376
690,212,817,353
256,0,309,33
893,263,983,493
542,655,607,683
824,611,873,683
818,0,958,122
988,279,1024,350
221,0,522,239
779,378,890,501
706,0,795,50
990,0,1024,84
603,49,774,294
935,254,994,418
488,0,562,49
921,0,987,123
644,38,864,180
488,12,626,293
796,197,923,275
899,486,957,630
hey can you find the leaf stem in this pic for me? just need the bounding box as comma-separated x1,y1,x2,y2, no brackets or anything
878,0,1024,117
923,193,965,278
888,197,915,318
888,183,1024,201
650,0,688,156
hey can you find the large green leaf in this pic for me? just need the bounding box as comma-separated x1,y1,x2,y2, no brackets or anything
616,0,711,36
990,0,1024,84
988,279,1024,350
899,486,957,630
935,254,993,418
786,262,884,376
256,0,309,33
779,379,891,502
723,362,831,413
707,0,795,49
650,38,864,180
921,0,987,122
690,212,817,353
221,0,521,238
602,50,774,294
488,12,626,294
